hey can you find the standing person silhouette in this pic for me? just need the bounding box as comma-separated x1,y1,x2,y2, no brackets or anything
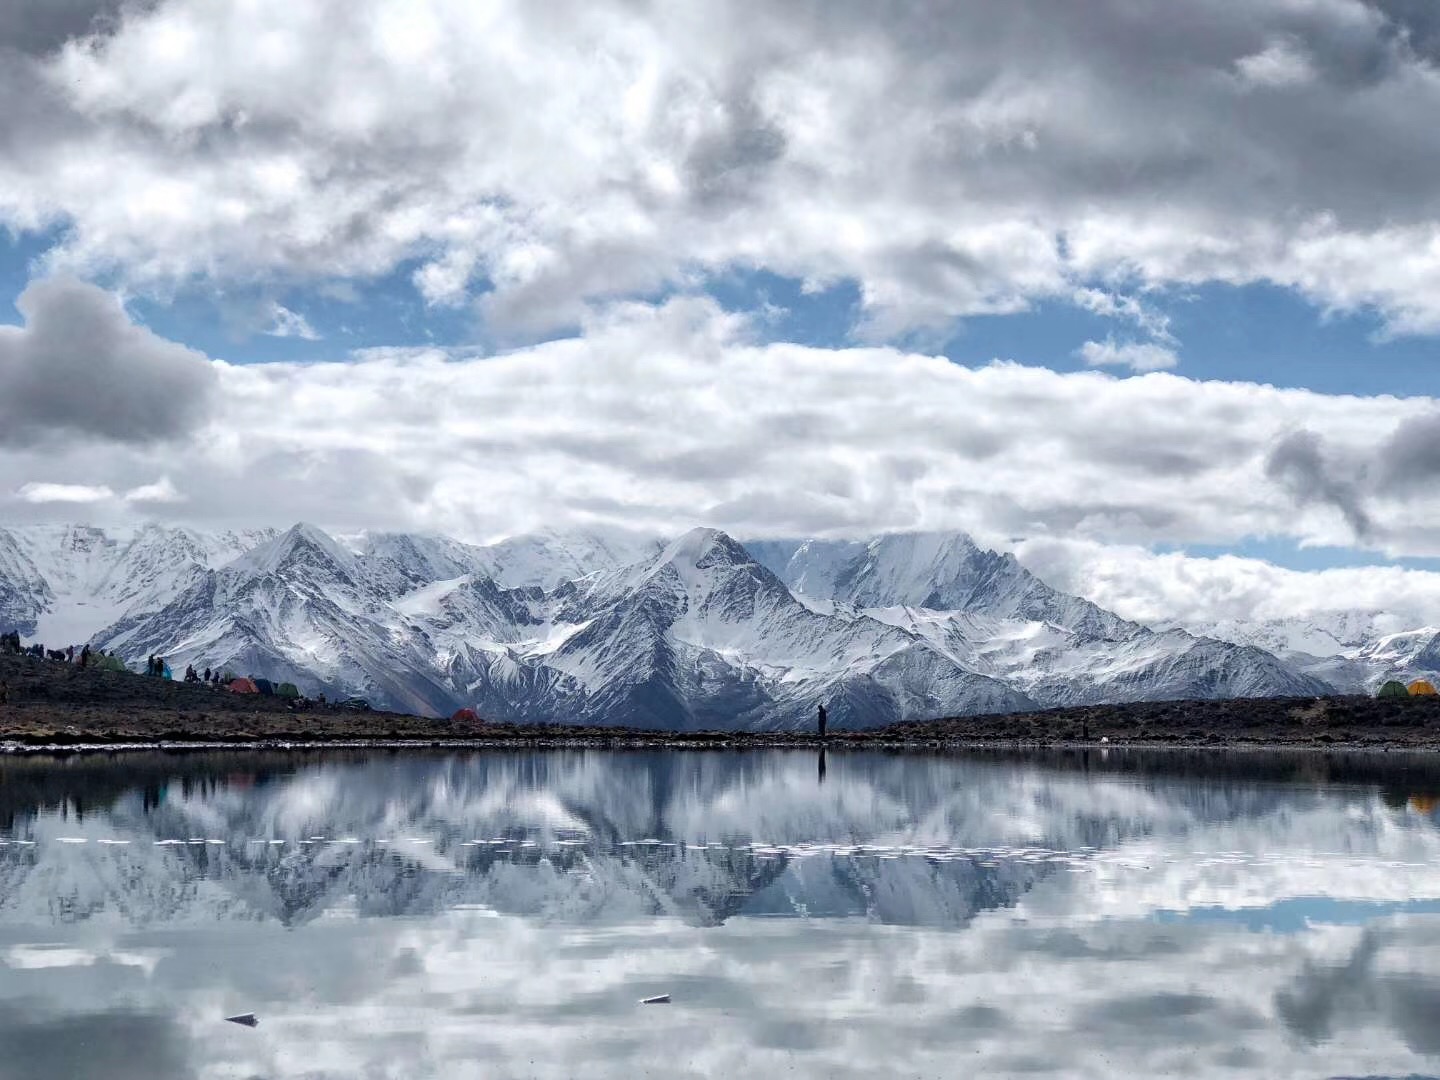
817,703,828,740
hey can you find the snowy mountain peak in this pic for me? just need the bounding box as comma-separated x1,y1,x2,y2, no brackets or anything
237,522,358,580
0,520,1341,728
654,527,757,580
456,526,667,590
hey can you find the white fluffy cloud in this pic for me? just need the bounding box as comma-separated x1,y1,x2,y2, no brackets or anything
1,0,1440,338
4,287,1440,627
1077,338,1179,372
264,303,320,341
1013,536,1440,632
0,292,1433,563
16,482,114,504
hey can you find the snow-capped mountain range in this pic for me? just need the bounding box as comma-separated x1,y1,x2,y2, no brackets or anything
0,521,1415,728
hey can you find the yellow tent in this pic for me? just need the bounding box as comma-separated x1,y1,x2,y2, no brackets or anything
1409,679,1438,696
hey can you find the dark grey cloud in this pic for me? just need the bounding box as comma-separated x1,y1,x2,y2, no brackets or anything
1370,0,1440,62
0,277,217,448
682,89,788,209
0,0,139,57
1376,412,1440,490
1265,429,1373,539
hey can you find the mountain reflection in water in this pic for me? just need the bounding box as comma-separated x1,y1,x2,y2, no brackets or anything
4,747,1440,1077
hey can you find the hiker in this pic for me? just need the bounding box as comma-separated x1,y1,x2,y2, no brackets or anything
80,644,90,668
184,664,197,682
203,666,211,683
146,655,156,676
817,702,828,739
66,645,74,664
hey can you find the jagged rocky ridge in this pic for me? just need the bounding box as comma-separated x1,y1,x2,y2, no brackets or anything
0,523,1334,728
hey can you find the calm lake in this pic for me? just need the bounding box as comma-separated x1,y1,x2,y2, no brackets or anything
4,747,1440,1078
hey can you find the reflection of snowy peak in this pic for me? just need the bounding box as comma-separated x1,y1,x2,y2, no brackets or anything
0,752,1214,930
0,522,1329,727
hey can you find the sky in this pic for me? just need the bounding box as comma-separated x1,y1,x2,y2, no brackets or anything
5,0,1440,629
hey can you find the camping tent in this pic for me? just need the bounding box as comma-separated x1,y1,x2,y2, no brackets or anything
227,677,259,694
1378,680,1411,699
450,707,480,724
276,682,300,699
1409,679,1439,696
253,678,275,696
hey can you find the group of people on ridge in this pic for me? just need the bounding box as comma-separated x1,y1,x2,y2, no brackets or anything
2,634,107,667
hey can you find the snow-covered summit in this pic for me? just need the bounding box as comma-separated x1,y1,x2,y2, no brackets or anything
0,520,1339,727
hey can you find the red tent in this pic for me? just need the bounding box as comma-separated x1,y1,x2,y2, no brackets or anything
450,707,480,723
227,677,259,694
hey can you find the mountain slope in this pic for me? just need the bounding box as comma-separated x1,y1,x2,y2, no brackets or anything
754,533,1328,707
0,521,1337,727
0,524,275,644
420,529,1034,729
101,524,460,716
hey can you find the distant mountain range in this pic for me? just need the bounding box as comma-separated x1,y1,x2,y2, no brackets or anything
0,522,1421,729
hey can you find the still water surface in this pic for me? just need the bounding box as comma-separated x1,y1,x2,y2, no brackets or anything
3,747,1440,1078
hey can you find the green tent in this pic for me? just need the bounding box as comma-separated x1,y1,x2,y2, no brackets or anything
276,682,300,699
1377,680,1411,699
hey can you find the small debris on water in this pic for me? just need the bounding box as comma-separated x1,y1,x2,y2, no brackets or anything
639,994,671,1005
224,1013,259,1028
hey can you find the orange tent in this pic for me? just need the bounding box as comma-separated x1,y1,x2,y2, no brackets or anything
450,707,480,723
227,677,259,694
1409,679,1439,696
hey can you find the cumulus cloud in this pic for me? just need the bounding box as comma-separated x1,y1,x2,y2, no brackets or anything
1,286,1438,626
1235,39,1317,87
1011,535,1440,632
122,477,183,504
0,277,217,448
1077,338,1179,373
0,1,1439,339
264,302,320,341
1071,289,1174,342
17,482,115,504
0,290,1428,554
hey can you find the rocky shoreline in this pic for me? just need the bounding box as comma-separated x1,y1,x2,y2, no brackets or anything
5,651,1440,753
